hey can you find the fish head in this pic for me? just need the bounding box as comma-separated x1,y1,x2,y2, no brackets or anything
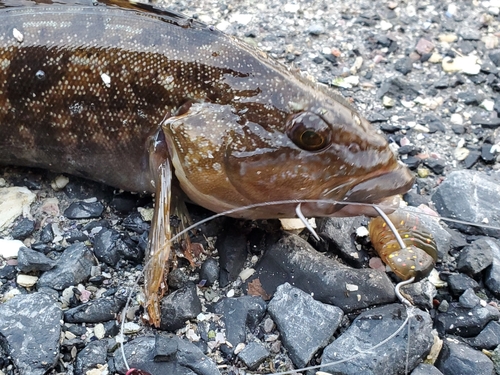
163,80,414,219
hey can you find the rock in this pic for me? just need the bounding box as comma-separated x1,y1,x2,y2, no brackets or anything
484,237,500,297
211,296,266,350
17,247,56,272
307,23,324,35
489,49,500,67
376,77,422,100
466,321,500,350
482,143,496,163
122,212,150,234
435,302,500,337
74,339,108,375
93,228,142,267
431,171,500,238
216,226,247,287
0,292,62,375
37,242,97,290
167,268,191,290
64,296,126,323
0,186,36,230
394,57,413,75
470,112,500,128
435,338,494,375
321,304,433,375
268,283,343,368
113,334,221,375
411,363,443,375
0,239,24,259
458,288,480,308
447,273,479,296
400,280,436,310
159,283,202,331
237,341,269,370
16,274,38,287
64,200,105,219
10,218,35,240
463,150,481,168
424,158,445,175
244,233,396,312
199,258,220,287
423,113,446,133
456,238,493,276
316,216,370,268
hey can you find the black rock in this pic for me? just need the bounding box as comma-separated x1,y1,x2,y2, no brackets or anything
316,216,370,268
211,296,266,350
122,212,150,234
312,56,323,64
93,228,142,267
64,229,89,243
154,334,178,361
167,268,191,290
0,264,17,280
366,112,389,123
457,91,484,105
470,112,500,128
321,304,433,375
458,288,480,308
17,247,56,272
217,226,247,287
394,57,413,75
402,155,422,169
74,339,108,375
484,237,500,297
10,218,35,240
424,158,446,175
481,143,496,163
64,201,105,219
39,224,55,243
400,280,436,310
456,237,494,276
463,150,480,168
435,339,494,375
268,283,343,368
451,123,466,134
103,320,120,337
0,292,62,375
199,258,219,287
37,242,97,290
466,321,500,350
64,296,126,323
398,144,421,155
376,77,422,100
113,334,221,375
159,283,202,331
411,363,444,375
237,341,269,370
432,171,500,238
435,302,500,337
244,233,396,312
447,273,480,296
489,49,500,67
423,113,446,133
380,123,402,132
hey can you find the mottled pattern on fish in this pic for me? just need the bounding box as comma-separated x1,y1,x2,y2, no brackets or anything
369,212,438,281
0,0,414,221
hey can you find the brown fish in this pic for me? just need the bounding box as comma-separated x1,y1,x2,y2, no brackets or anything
0,0,414,324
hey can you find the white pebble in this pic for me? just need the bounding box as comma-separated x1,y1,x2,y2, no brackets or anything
480,99,495,111
123,322,141,334
0,186,36,230
226,289,235,298
16,274,38,287
0,239,24,259
450,113,463,125
51,175,69,191
239,268,255,282
94,323,106,339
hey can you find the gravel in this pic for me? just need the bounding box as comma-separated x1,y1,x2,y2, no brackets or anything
2,0,500,374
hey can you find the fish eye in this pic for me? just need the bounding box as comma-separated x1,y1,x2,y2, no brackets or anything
286,112,331,151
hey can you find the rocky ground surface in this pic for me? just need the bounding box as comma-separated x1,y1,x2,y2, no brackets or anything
2,0,500,374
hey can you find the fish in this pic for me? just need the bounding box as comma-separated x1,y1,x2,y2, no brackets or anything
0,0,415,325
368,211,438,281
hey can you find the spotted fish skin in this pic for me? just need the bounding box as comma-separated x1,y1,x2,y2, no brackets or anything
0,0,414,219
368,212,438,281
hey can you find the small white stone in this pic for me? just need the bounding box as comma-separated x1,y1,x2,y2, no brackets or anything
137,207,154,222
442,55,481,75
346,283,359,292
123,322,141,334
450,113,464,125
284,3,300,12
344,75,360,86
94,323,106,339
65,331,77,340
234,343,246,355
215,20,231,31
480,99,495,111
226,289,235,298
454,147,470,161
51,175,70,191
239,268,255,282
16,274,38,287
0,186,36,230
186,328,200,341
379,20,393,30
356,226,369,237
413,124,430,133
0,239,24,259
383,96,395,107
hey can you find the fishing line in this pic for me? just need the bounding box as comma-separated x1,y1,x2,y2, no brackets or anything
118,198,500,373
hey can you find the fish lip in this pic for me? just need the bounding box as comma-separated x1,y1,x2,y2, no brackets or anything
342,163,415,205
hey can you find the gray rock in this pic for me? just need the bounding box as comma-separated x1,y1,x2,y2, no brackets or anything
0,292,62,375
458,288,480,308
431,171,500,238
268,283,343,368
447,273,479,296
321,304,433,375
113,334,220,375
212,296,266,349
244,233,396,312
64,201,104,219
394,57,413,75
11,218,35,240
37,242,97,290
435,302,500,337
400,280,436,310
216,226,247,287
435,338,494,375
159,283,202,331
74,339,108,375
483,237,500,297
64,296,126,323
411,363,443,375
237,341,269,370
199,258,219,287
466,321,500,350
457,238,493,276
17,247,56,272
316,216,370,268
